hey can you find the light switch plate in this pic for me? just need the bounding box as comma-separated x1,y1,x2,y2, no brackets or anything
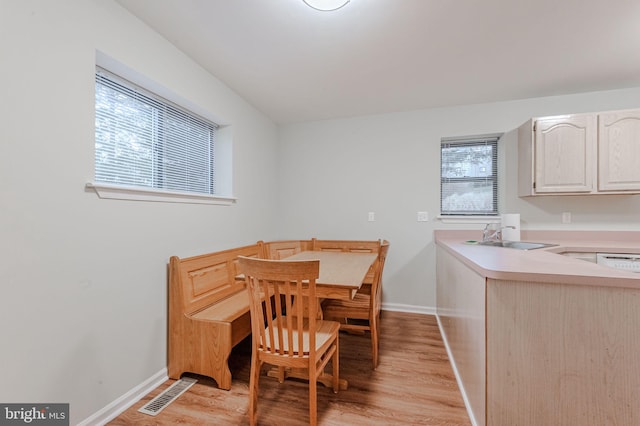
417,211,429,222
368,212,375,222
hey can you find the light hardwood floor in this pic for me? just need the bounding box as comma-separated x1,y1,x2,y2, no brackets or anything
109,311,470,425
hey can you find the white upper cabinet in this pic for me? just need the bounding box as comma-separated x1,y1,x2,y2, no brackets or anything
518,108,640,196
534,114,596,193
598,109,640,191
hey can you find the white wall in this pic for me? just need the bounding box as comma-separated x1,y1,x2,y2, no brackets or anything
0,1,279,423
278,87,640,312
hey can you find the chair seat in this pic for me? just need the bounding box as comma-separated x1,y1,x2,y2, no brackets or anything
262,319,340,354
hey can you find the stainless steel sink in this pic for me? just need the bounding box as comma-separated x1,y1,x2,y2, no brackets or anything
478,240,558,250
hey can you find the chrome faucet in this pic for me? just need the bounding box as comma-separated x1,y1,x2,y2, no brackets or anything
482,223,516,242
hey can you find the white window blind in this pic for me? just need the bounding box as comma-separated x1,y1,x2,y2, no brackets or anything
95,67,217,196
441,136,499,216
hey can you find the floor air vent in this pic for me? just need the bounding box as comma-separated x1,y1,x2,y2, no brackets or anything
138,377,197,416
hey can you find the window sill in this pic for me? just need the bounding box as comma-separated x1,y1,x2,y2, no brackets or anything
86,182,236,206
437,215,500,224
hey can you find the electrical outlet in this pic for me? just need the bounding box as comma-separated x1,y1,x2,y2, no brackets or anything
368,212,375,222
417,211,429,222
562,212,571,224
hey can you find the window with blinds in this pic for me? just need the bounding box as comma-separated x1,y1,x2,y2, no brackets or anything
440,136,499,216
95,67,217,196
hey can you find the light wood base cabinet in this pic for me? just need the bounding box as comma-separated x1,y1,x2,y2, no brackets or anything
437,247,640,425
487,279,640,425
436,247,486,425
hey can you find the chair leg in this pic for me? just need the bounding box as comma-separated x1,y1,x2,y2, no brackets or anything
332,339,339,393
309,370,317,426
371,314,379,369
248,355,261,426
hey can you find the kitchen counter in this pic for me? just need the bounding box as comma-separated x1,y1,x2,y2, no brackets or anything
435,229,640,288
435,229,640,426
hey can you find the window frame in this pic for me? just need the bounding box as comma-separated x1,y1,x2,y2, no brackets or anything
440,135,500,218
88,54,235,206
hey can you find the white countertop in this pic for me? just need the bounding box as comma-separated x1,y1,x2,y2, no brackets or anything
435,229,640,288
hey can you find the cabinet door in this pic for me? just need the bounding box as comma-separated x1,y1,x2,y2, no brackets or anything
534,114,596,193
598,109,640,191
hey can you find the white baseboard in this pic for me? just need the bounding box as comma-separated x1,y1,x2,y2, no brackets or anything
435,314,478,426
78,368,168,426
381,303,436,316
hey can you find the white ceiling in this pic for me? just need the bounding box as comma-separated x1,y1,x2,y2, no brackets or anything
116,0,640,124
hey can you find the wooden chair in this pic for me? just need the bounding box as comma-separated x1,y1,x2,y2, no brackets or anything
238,256,341,426
322,240,389,369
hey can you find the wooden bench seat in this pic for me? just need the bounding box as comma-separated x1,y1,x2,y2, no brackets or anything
190,291,253,322
168,243,262,390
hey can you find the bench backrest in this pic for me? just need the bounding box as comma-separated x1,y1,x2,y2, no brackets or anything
262,239,313,259
170,243,262,315
311,238,381,254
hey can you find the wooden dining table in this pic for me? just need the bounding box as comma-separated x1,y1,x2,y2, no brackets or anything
265,250,378,390
284,250,378,300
